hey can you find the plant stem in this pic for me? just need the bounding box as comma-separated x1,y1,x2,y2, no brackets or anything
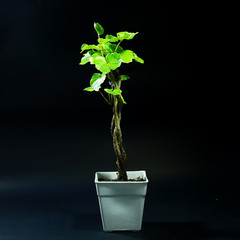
110,77,128,180
99,90,110,105
112,96,128,181
115,40,123,52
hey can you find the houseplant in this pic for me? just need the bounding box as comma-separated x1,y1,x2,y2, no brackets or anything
79,23,149,231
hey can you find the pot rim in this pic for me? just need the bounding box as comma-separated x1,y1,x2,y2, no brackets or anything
95,170,149,184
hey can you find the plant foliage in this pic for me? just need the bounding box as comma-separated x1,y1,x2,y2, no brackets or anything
80,22,144,105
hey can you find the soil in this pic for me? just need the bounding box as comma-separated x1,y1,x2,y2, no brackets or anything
98,177,145,182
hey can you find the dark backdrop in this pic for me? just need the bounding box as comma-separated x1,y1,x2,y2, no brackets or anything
0,1,239,239
0,0,238,179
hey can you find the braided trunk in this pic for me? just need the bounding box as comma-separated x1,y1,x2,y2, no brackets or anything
110,94,128,181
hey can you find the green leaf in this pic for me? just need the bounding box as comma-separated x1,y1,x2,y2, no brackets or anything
98,63,110,73
105,35,119,42
81,44,99,52
117,32,138,41
103,43,116,53
89,52,101,64
80,52,91,65
128,32,138,39
121,75,130,80
115,45,124,53
104,88,113,94
97,38,110,44
90,73,101,85
106,53,121,70
84,86,94,92
104,88,122,95
121,95,127,104
94,22,104,35
134,56,144,64
120,50,134,63
103,43,123,53
92,56,110,73
90,73,106,91
81,43,87,50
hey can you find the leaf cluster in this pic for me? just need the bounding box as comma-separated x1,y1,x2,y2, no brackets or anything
79,23,144,105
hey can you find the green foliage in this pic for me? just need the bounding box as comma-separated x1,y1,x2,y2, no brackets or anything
90,73,106,91
104,88,122,95
105,34,119,42
106,53,121,70
98,38,110,44
80,51,95,65
117,32,138,40
80,23,144,104
89,52,101,64
94,22,104,35
81,44,99,52
121,75,130,80
92,56,110,73
84,86,94,92
121,95,127,104
134,56,144,64
120,50,135,63
103,43,123,54
103,42,116,53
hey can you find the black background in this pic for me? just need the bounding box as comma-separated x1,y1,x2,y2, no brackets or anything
0,1,239,239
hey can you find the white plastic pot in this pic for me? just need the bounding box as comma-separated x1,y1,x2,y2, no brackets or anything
95,170,149,232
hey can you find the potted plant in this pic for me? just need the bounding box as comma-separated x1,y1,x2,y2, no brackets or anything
79,23,149,232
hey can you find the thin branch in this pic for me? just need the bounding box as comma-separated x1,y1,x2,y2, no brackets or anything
99,90,110,105
115,40,123,52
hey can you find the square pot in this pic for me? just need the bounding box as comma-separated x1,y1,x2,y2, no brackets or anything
95,170,149,232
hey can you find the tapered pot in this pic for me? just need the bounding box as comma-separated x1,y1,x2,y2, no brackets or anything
95,170,149,232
